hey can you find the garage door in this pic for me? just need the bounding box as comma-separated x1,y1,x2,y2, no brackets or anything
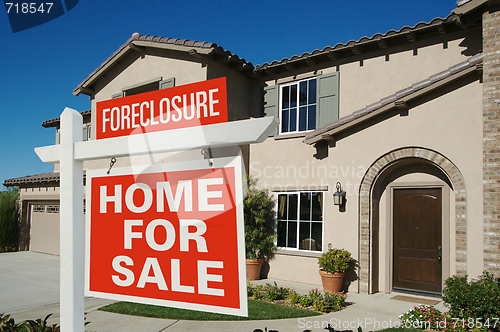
30,204,60,255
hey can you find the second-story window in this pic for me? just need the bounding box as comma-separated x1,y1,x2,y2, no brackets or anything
280,78,317,134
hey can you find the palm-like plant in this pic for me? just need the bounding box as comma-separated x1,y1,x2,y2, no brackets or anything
243,176,276,261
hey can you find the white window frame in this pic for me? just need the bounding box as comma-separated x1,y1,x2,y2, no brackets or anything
279,77,317,135
274,191,324,252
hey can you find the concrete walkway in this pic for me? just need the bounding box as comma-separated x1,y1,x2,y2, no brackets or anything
0,252,446,332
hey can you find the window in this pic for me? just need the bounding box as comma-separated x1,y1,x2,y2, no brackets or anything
33,205,45,213
280,78,317,133
46,205,59,213
112,77,175,99
276,192,323,251
83,124,91,141
263,72,339,137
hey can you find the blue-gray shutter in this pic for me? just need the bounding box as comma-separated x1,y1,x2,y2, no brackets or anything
316,72,339,128
112,92,124,99
159,77,175,90
263,85,279,136
82,126,88,141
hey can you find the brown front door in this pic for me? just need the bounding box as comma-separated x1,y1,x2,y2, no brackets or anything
393,188,442,293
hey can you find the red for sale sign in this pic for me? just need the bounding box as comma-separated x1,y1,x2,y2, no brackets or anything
85,157,247,316
96,77,228,140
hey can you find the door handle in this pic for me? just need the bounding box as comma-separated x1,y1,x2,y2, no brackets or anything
438,246,442,267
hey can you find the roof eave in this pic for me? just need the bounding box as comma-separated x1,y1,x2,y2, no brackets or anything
304,55,483,146
254,14,468,75
73,41,142,96
73,35,256,97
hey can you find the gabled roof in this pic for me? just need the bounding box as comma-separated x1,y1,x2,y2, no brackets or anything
3,172,60,187
73,0,489,97
42,109,91,128
73,33,255,96
304,53,484,145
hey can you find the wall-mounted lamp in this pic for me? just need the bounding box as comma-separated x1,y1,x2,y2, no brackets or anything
333,182,346,207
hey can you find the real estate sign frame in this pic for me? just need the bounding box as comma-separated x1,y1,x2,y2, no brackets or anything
85,156,248,316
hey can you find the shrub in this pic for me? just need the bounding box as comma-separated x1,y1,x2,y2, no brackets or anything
247,282,254,297
318,243,353,274
289,290,299,304
0,312,24,331
312,291,347,313
243,176,275,261
25,314,60,332
0,313,61,332
246,283,346,313
252,290,264,300
324,291,347,310
263,282,288,301
299,294,312,307
0,188,19,250
442,271,500,324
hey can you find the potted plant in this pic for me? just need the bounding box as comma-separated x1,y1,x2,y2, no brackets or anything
244,176,276,280
318,243,353,292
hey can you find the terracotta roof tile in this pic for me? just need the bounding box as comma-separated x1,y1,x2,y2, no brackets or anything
256,14,460,70
3,172,60,186
74,33,252,95
42,110,91,128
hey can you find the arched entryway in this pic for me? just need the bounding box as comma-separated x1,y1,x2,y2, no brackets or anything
358,147,467,294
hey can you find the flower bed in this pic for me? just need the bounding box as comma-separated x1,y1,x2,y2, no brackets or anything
247,282,347,313
399,271,500,332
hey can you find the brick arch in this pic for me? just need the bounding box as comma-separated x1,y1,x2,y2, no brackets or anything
358,147,467,293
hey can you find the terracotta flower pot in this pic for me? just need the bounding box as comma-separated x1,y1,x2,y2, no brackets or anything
246,259,264,280
319,269,345,293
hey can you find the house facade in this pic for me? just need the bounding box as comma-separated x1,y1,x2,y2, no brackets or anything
5,0,500,295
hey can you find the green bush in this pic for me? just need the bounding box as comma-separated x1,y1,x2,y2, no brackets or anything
289,290,299,304
442,271,500,324
243,176,275,261
245,283,346,313
299,294,312,307
263,282,288,301
0,313,60,332
0,188,19,251
318,243,353,274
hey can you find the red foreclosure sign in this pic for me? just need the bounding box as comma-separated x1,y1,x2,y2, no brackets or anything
96,77,228,140
85,157,247,316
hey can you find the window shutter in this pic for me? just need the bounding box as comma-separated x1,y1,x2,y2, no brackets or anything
263,85,279,136
316,72,339,128
159,77,175,90
82,126,88,141
112,92,124,99
56,130,60,145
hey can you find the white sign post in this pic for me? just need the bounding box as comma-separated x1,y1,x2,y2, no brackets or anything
59,108,85,332
35,107,278,331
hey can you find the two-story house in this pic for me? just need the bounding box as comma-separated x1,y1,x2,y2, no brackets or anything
5,0,499,295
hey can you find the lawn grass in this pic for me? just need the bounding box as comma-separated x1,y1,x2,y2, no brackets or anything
99,298,322,321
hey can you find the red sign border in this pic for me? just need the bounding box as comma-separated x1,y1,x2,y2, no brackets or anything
84,156,247,317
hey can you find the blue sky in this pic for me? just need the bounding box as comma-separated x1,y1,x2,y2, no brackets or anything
0,0,457,187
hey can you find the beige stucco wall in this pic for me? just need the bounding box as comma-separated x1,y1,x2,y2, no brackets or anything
249,29,483,292
338,29,480,117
